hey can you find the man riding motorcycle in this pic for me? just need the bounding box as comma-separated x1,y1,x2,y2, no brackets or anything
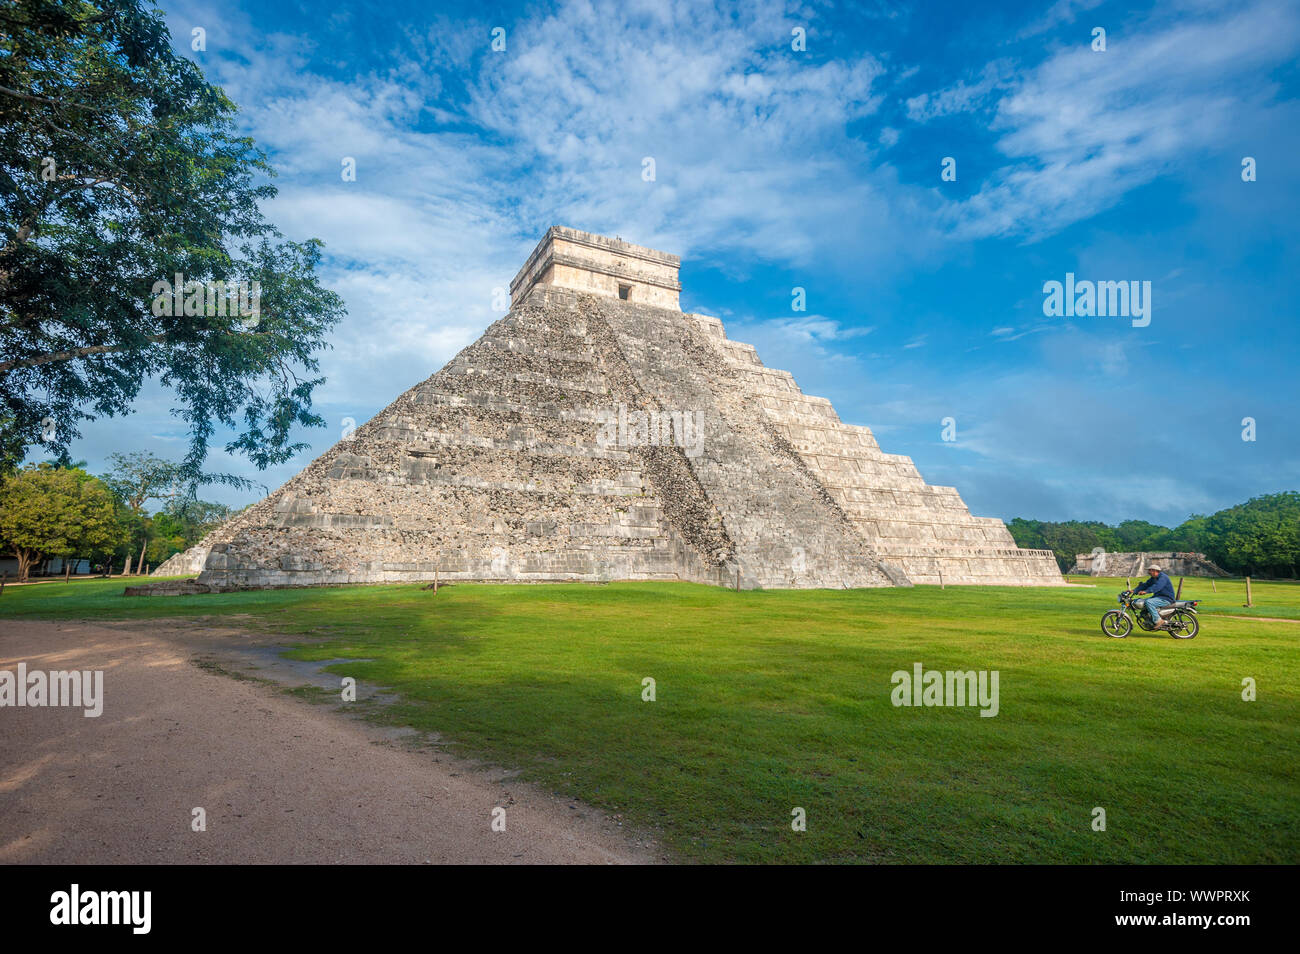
1132,564,1176,630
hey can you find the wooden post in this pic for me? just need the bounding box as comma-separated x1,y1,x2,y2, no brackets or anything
64,560,71,583
433,568,439,594
1211,578,1217,593
938,568,944,589
735,568,741,591
1,570,6,596
144,563,150,575
137,540,146,577
1175,576,1183,599
1126,577,1132,591
1245,576,1253,608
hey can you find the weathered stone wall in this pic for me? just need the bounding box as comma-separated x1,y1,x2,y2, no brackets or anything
1068,551,1229,577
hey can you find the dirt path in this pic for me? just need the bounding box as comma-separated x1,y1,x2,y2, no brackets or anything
0,620,662,864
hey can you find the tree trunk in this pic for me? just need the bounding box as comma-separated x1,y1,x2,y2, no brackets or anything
137,539,146,576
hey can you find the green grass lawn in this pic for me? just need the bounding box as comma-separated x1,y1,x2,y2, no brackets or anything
3,575,1297,863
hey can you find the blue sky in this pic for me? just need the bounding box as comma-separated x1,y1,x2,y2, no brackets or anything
66,0,1300,527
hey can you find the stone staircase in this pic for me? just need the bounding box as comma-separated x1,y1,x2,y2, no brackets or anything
580,289,895,589
688,314,1061,586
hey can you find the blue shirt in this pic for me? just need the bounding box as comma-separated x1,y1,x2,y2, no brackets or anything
1135,572,1175,601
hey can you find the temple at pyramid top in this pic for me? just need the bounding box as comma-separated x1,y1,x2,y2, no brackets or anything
510,226,682,309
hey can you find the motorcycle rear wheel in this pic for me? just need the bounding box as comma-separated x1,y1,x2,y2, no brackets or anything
1102,611,1132,638
1168,611,1199,639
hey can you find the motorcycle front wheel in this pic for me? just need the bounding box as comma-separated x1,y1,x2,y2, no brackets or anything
1168,611,1199,639
1102,611,1132,638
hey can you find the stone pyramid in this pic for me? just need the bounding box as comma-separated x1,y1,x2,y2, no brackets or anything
161,227,1061,590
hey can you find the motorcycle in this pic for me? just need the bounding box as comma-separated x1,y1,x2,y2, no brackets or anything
1101,590,1200,639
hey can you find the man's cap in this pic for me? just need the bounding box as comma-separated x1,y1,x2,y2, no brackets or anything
1148,564,1161,571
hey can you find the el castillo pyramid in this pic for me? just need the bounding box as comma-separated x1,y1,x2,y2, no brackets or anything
153,227,1062,590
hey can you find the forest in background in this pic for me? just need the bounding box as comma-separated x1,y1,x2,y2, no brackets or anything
1008,492,1300,577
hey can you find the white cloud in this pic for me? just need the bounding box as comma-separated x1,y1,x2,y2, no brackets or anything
905,60,1013,121
949,1,1300,240
760,315,875,344
1015,0,1106,40
457,0,894,265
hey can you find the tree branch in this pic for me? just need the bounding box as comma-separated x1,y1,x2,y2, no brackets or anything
0,334,167,375
0,313,277,375
0,83,111,114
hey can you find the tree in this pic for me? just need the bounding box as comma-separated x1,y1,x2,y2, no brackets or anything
0,411,25,475
101,450,179,513
1203,493,1300,577
1147,514,1209,553
1114,519,1165,550
1006,518,1046,551
147,495,230,562
1009,492,1300,578
0,0,345,484
100,449,177,570
0,461,125,579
